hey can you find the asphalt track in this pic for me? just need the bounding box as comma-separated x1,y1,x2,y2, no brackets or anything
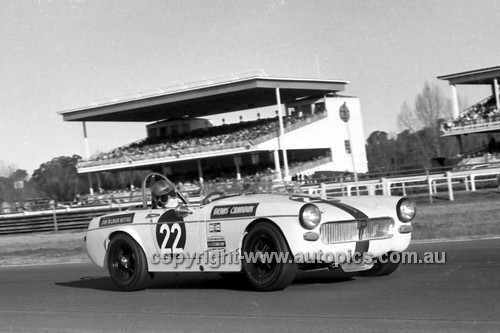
0,239,499,333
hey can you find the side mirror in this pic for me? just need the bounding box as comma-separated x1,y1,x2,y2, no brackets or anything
175,204,192,218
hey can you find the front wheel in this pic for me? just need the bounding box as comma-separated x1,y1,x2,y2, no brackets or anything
359,251,401,277
107,234,152,291
242,223,297,291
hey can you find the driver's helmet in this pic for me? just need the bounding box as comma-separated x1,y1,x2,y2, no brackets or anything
151,180,175,208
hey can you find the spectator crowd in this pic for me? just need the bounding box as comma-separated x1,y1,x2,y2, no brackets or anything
81,111,326,167
441,96,500,132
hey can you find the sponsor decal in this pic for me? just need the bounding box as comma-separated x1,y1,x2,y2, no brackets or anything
207,236,226,250
99,213,134,227
210,203,259,219
209,222,221,233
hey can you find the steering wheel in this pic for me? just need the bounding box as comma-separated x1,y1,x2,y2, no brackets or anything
201,191,225,205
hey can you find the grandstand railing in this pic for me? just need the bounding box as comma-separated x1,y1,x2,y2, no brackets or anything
441,119,500,135
77,112,328,169
441,94,500,136
286,155,333,179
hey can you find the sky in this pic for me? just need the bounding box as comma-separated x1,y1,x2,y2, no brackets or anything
1,0,500,175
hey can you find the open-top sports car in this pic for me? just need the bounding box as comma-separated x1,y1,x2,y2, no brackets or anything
85,173,416,291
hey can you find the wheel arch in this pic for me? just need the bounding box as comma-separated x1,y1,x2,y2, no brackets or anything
240,218,294,255
104,230,147,269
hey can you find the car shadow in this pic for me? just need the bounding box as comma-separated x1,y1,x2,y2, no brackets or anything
56,276,121,291
56,269,358,292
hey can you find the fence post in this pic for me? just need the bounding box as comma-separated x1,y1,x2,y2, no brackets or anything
470,173,476,191
426,170,433,204
446,171,454,201
381,178,389,195
368,184,375,196
320,182,327,198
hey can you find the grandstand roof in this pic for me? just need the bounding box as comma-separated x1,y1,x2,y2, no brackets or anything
437,66,500,85
59,76,349,122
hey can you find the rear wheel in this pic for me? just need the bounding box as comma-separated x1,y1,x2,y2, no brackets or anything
359,251,401,277
107,234,152,291
242,223,297,291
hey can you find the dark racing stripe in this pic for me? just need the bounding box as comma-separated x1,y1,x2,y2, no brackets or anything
355,239,370,254
317,199,370,255
316,199,368,219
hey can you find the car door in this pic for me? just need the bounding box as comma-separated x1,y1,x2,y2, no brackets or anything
149,204,202,272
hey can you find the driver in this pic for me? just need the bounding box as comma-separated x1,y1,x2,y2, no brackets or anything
151,180,178,209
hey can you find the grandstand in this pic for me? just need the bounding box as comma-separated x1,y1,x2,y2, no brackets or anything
438,66,500,166
59,72,368,193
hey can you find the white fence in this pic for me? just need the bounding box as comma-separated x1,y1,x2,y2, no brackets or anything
303,167,500,201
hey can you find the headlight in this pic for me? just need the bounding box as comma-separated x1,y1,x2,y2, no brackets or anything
299,204,321,229
397,198,416,222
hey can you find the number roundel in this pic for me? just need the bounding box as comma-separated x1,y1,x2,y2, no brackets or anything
155,210,186,252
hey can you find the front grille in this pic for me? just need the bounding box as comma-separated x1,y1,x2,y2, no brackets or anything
320,218,394,244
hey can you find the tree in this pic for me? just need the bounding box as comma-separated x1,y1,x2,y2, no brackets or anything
30,155,85,202
397,102,419,133
0,161,18,178
0,168,30,204
365,131,396,175
414,81,451,130
396,82,454,164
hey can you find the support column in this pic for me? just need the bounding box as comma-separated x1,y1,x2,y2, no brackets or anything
87,173,94,196
451,85,460,118
457,135,464,155
234,155,241,180
275,88,289,180
273,150,282,180
96,173,102,193
82,122,93,195
493,78,500,111
197,159,204,184
83,121,90,159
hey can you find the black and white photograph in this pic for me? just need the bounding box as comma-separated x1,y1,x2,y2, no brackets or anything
1,1,499,332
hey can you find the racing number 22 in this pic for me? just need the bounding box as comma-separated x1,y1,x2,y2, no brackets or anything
156,221,187,252
160,223,182,251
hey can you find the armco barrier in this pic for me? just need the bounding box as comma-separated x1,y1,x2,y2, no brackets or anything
0,207,120,235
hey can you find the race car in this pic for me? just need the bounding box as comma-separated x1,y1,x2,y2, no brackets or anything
85,172,416,291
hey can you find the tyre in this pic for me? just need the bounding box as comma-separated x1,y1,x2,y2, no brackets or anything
242,223,297,291
107,234,152,291
359,251,401,277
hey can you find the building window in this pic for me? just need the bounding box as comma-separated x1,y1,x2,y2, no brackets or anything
147,128,157,139
300,104,312,117
170,124,179,135
344,140,351,154
314,102,326,114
